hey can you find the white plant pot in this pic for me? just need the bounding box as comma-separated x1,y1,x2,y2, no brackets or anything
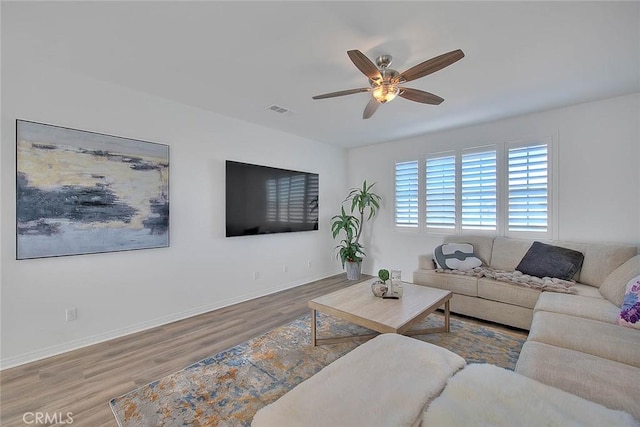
345,261,362,280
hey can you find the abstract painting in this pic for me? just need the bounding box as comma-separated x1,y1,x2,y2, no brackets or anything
16,120,169,259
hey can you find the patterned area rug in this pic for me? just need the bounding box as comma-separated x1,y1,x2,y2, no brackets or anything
110,312,527,426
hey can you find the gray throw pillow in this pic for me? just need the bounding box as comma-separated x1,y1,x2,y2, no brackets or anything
516,241,584,280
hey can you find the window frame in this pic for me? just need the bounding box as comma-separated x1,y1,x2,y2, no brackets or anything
503,137,555,240
393,135,557,240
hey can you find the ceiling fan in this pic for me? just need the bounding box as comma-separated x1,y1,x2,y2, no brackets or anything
312,49,464,119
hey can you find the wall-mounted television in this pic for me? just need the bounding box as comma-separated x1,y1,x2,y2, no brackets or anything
225,161,319,237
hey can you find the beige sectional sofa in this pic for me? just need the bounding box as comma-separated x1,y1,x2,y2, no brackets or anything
516,254,640,419
414,234,640,419
413,234,638,330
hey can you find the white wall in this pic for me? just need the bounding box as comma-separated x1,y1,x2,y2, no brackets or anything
0,59,346,367
348,93,640,278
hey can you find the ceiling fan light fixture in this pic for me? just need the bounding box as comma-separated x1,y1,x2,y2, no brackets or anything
372,83,399,103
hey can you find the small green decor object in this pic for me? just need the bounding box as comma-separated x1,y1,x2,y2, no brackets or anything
378,269,390,282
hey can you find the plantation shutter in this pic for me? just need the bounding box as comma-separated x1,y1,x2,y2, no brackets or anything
508,144,548,232
395,161,419,227
426,155,456,229
461,149,497,231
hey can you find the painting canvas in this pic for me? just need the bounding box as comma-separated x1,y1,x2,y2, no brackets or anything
16,120,169,259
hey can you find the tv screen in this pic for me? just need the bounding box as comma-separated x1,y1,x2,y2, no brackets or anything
225,161,319,237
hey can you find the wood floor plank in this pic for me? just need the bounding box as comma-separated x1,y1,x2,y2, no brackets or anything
0,273,360,427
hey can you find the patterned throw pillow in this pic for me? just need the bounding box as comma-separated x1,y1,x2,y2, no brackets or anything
434,243,483,270
618,275,640,329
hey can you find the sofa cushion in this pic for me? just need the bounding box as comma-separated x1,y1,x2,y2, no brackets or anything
490,237,533,271
618,275,640,329
528,311,640,368
515,341,640,420
516,241,584,281
434,243,482,270
477,278,540,309
534,292,619,324
443,235,495,266
424,364,638,427
571,243,638,288
448,293,534,330
572,283,603,298
413,269,478,297
600,255,640,307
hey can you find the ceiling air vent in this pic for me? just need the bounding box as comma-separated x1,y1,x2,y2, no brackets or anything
265,104,294,116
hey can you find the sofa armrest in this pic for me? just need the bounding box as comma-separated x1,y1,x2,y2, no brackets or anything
418,254,437,270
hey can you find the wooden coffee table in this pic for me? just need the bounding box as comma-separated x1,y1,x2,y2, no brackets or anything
308,280,452,346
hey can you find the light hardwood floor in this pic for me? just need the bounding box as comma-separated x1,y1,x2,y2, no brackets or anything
1,273,365,426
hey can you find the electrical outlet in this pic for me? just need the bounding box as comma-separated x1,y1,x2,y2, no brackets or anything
65,308,77,322
283,265,288,273
252,272,259,280
307,260,312,268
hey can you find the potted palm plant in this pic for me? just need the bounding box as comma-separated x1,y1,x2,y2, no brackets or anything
331,181,382,280
331,207,365,280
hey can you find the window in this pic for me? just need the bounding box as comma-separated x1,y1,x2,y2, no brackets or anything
507,144,548,233
394,138,552,238
461,149,497,231
394,161,419,227
425,155,456,229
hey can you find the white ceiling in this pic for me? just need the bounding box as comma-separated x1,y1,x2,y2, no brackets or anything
4,1,640,148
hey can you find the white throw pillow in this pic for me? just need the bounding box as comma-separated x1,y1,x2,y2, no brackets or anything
434,243,482,270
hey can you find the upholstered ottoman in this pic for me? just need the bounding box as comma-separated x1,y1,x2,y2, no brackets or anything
251,333,466,427
423,363,638,426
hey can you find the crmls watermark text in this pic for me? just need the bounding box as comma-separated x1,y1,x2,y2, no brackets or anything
22,412,74,424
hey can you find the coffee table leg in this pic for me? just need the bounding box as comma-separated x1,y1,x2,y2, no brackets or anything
444,300,450,332
311,308,317,346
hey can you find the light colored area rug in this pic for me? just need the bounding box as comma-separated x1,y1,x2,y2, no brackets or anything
110,312,526,426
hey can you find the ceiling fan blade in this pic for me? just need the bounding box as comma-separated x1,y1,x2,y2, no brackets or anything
397,49,464,83
362,98,380,119
312,88,370,100
347,50,382,82
398,88,444,105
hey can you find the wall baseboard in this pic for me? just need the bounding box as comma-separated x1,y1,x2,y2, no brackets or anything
0,269,340,370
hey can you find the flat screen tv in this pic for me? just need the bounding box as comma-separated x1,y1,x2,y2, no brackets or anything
225,161,319,237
